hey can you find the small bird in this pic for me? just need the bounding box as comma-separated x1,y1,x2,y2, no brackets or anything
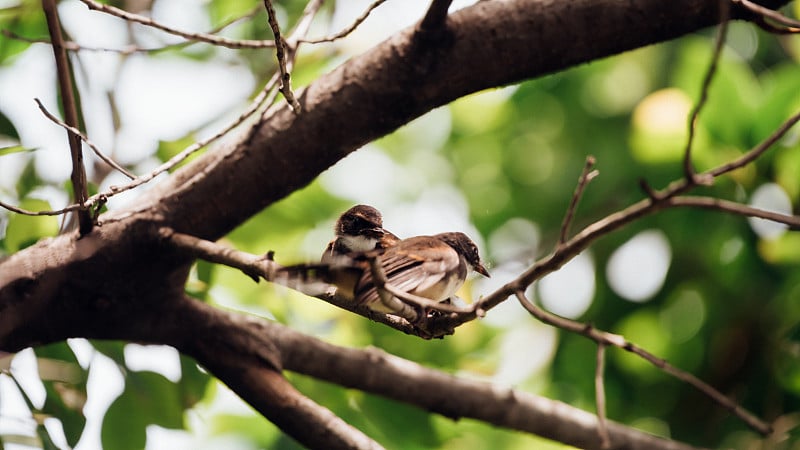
352,231,490,315
321,204,400,263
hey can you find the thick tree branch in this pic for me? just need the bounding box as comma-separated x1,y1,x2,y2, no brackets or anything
137,0,788,241
173,296,383,450
257,309,703,450
157,298,704,450
0,1,791,447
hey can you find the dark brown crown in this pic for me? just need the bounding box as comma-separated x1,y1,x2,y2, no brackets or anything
336,205,385,238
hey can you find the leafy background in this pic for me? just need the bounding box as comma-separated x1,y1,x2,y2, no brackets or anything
1,0,799,449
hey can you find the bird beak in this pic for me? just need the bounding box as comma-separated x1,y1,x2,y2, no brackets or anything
474,262,490,278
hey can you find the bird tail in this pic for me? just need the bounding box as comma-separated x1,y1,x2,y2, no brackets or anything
271,255,363,299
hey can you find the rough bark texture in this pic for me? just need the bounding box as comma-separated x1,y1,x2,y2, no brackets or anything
0,0,787,449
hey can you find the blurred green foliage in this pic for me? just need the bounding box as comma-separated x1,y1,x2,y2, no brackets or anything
1,1,799,449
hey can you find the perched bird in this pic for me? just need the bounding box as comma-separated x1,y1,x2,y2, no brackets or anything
321,204,400,263
278,205,489,320
352,231,490,315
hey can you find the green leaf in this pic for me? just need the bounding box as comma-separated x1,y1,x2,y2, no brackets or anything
101,371,185,450
156,134,199,169
357,394,442,449
14,159,40,199
0,110,19,140
178,355,211,408
0,145,35,156
34,343,88,448
0,1,48,64
4,198,59,251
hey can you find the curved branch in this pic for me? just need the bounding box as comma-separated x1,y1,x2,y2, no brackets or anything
174,297,383,450
169,299,702,450
136,0,789,240
78,0,276,49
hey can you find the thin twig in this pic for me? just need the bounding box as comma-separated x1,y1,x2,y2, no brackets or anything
420,0,454,30
595,344,611,449
78,0,276,49
287,0,326,47
514,291,772,435
734,0,800,31
160,229,425,337
0,200,81,216
668,195,800,229
34,99,135,180
558,155,598,245
42,0,93,235
682,0,730,183
4,0,327,219
263,0,301,111
94,72,282,210
298,0,389,44
437,108,800,333
3,6,265,54
708,109,800,177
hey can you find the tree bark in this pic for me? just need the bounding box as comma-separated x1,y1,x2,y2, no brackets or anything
0,0,786,448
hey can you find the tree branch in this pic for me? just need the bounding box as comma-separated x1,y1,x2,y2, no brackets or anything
298,0,389,44
559,155,598,245
682,0,730,183
513,291,772,435
420,0,453,31
140,0,782,241
78,0,276,49
42,0,92,234
257,309,704,450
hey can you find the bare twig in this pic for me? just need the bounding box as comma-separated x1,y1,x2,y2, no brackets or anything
78,0,276,49
42,0,92,235
34,99,135,180
0,200,81,216
95,72,282,212
682,0,730,183
3,0,328,219
734,0,800,32
160,229,426,337
596,344,611,449
420,0,454,30
668,196,800,228
434,108,800,333
3,6,265,54
286,0,326,47
514,291,772,435
263,0,301,111
708,109,800,177
558,155,598,245
298,0,389,44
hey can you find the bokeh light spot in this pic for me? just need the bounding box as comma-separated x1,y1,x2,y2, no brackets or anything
607,230,671,303
538,252,596,319
629,88,694,163
659,289,706,344
748,183,792,240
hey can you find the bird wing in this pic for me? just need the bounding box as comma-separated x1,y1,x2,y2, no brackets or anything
355,236,463,308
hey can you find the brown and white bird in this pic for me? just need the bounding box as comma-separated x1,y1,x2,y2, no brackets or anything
278,206,489,319
351,231,490,314
321,204,400,264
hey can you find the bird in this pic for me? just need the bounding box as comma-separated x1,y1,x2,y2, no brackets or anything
321,204,400,264
351,231,490,315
